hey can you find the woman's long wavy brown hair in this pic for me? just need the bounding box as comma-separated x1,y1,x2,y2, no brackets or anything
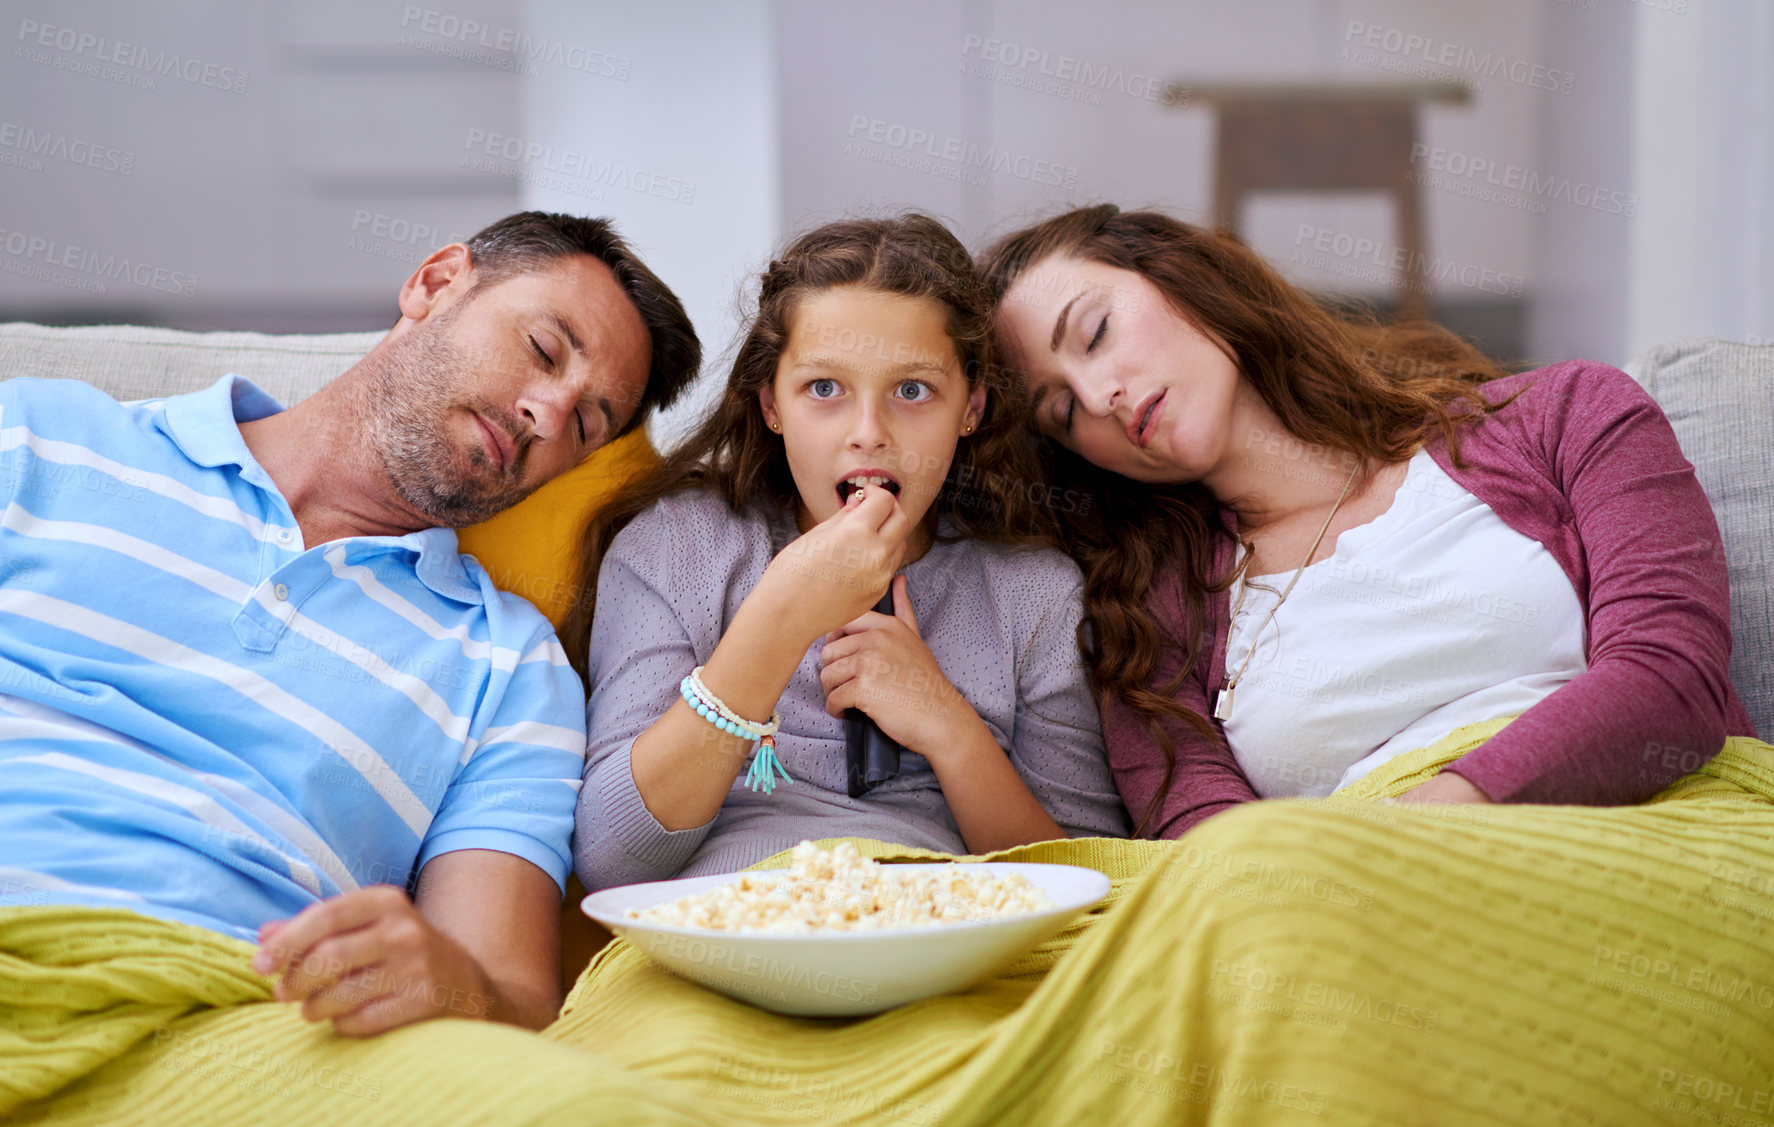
979,204,1518,834
561,213,1060,688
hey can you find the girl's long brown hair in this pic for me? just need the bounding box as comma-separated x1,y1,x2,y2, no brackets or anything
979,204,1518,834
562,213,1060,687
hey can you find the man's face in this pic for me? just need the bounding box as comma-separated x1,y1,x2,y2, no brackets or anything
370,255,652,527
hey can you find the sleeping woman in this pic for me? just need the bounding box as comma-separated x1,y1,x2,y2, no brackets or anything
564,213,1129,892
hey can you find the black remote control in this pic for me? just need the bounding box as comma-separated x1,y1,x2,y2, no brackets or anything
844,588,903,797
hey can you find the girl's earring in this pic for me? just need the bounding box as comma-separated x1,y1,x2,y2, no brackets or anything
962,423,974,435
769,420,781,432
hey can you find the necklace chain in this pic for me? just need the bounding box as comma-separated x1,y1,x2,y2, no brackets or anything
1214,458,1363,722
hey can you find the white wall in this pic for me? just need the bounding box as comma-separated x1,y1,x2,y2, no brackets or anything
776,0,1551,307
1522,0,1638,364
1627,0,1774,356
0,0,524,330
519,0,781,451
4,1,1768,382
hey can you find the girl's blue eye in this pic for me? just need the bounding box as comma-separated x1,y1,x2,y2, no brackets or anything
810,378,837,398
896,380,931,401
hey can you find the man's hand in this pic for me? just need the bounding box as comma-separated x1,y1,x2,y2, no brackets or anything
253,884,494,1037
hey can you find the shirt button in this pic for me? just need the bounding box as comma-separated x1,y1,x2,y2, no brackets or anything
273,583,289,601
278,529,294,545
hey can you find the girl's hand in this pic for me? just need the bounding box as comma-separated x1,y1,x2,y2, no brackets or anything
761,484,912,643
818,574,967,757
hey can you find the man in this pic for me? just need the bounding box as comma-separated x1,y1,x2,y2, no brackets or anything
0,211,699,1037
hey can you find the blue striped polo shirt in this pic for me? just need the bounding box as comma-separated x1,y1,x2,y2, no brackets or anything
0,374,587,942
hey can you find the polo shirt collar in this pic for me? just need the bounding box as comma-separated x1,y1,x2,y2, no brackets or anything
160,373,286,472
162,375,483,606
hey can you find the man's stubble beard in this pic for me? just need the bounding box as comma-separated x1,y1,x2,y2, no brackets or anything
367,306,536,528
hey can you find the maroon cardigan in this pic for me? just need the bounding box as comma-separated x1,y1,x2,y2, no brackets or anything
1102,360,1758,839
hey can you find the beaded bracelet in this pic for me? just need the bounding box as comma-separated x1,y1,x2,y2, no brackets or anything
679,666,792,794
682,666,781,738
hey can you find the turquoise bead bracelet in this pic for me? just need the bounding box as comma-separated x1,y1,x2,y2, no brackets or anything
678,666,791,794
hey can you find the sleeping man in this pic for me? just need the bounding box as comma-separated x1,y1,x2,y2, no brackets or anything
0,211,698,1037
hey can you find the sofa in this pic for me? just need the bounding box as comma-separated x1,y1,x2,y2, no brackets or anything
2,321,1769,987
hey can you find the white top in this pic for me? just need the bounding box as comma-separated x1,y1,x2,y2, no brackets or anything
1222,449,1588,798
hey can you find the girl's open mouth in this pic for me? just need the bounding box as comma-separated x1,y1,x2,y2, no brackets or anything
835,472,902,505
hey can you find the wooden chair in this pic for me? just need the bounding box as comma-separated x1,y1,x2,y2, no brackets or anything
1177,81,1471,321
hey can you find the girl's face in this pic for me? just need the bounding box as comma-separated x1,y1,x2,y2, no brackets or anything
760,285,985,537
996,254,1242,484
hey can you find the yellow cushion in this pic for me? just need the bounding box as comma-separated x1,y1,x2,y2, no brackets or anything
456,428,657,632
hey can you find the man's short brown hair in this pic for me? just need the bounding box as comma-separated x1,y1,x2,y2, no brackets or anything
465,211,699,437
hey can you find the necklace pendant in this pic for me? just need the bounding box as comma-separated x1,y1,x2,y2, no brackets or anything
1213,688,1233,721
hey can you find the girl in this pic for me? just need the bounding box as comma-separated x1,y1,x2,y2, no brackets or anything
566,214,1129,892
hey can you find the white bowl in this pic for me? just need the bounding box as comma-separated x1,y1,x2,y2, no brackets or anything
581,862,1111,1016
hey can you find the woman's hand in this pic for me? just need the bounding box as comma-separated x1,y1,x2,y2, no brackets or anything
1391,773,1493,804
759,484,912,645
818,573,966,757
252,885,496,1037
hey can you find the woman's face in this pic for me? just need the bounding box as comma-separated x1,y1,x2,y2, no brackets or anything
997,254,1242,484
760,285,985,535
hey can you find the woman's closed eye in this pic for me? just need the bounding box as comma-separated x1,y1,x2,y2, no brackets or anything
1086,314,1108,353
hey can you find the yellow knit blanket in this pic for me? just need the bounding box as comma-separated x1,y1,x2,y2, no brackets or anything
6,718,1773,1125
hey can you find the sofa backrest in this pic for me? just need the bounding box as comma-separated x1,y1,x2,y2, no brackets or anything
1628,337,1774,740
0,322,382,406
4,321,1768,740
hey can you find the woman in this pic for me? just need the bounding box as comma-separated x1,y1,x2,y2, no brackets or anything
954,203,1772,1117
565,214,1128,893
981,204,1756,833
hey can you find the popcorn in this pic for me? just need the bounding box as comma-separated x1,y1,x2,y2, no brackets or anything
626,841,1054,934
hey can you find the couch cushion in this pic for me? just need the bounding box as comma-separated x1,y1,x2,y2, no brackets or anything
1629,337,1774,739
